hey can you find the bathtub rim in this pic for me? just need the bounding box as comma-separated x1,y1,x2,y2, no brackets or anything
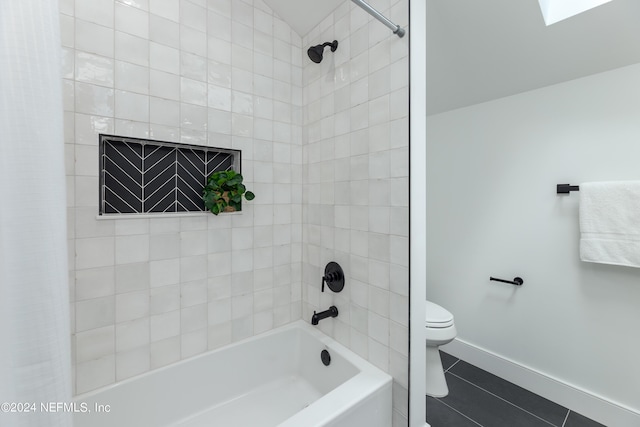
73,320,392,407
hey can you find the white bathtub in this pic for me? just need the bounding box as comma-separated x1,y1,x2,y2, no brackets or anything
74,320,392,427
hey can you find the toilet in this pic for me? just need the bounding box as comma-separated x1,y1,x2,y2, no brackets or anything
425,300,457,397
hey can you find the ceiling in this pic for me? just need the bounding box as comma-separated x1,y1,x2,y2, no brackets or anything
263,0,344,37
426,0,640,115
262,0,640,116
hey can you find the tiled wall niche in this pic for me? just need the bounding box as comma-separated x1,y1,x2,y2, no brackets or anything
62,0,409,426
99,134,238,214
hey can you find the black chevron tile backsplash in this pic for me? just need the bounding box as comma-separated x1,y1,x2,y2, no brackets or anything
100,135,238,215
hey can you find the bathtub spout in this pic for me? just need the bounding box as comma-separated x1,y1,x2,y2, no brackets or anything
311,306,339,325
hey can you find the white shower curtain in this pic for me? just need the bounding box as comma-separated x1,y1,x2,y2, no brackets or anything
0,1,72,426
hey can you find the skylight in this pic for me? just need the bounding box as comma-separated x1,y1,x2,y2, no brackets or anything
538,0,613,25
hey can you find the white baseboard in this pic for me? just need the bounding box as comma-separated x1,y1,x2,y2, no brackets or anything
442,338,640,427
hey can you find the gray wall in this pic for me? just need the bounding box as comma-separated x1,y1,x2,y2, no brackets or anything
426,63,640,417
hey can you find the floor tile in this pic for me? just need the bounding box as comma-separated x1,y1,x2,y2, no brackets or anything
564,411,607,427
427,396,480,427
439,373,554,427
448,360,568,426
440,351,459,371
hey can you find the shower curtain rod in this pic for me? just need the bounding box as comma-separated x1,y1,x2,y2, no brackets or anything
351,0,405,38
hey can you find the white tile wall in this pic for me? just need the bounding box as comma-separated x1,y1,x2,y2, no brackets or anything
63,0,303,395
301,1,409,426
63,1,408,425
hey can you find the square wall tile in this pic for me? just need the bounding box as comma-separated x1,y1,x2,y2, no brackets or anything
115,90,150,122
116,2,149,39
115,31,150,66
115,290,149,322
76,296,115,332
115,235,150,264
75,325,115,363
150,0,179,21
76,20,114,57
116,317,150,352
150,336,181,368
150,259,180,287
76,237,114,269
150,310,180,342
116,346,150,381
115,61,149,94
150,14,179,48
76,267,115,300
76,355,115,394
76,0,114,27
75,52,114,87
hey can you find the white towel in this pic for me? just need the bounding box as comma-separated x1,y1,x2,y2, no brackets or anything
580,181,640,268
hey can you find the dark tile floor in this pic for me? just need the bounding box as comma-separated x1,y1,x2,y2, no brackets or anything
427,352,607,427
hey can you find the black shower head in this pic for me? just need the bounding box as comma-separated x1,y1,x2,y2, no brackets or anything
307,40,338,63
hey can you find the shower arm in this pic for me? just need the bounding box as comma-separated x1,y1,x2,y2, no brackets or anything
351,0,405,38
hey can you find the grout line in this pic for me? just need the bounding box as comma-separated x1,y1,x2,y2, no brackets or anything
443,356,460,373
447,371,558,427
561,410,570,427
432,397,485,427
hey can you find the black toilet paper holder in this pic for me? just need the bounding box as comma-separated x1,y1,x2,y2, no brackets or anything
490,276,524,286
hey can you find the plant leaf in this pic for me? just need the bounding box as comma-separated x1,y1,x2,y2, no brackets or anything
203,170,255,215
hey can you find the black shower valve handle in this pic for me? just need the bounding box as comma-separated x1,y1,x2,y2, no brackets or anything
321,262,345,293
321,272,339,292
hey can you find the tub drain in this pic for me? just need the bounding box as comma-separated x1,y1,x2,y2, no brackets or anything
321,349,331,366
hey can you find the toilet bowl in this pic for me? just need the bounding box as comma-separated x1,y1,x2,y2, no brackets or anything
425,300,457,397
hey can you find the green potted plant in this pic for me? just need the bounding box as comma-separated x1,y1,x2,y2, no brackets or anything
203,170,255,215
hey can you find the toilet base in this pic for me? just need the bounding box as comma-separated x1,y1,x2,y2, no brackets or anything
425,345,449,397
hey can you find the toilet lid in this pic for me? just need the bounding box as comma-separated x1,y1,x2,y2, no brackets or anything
425,300,454,328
